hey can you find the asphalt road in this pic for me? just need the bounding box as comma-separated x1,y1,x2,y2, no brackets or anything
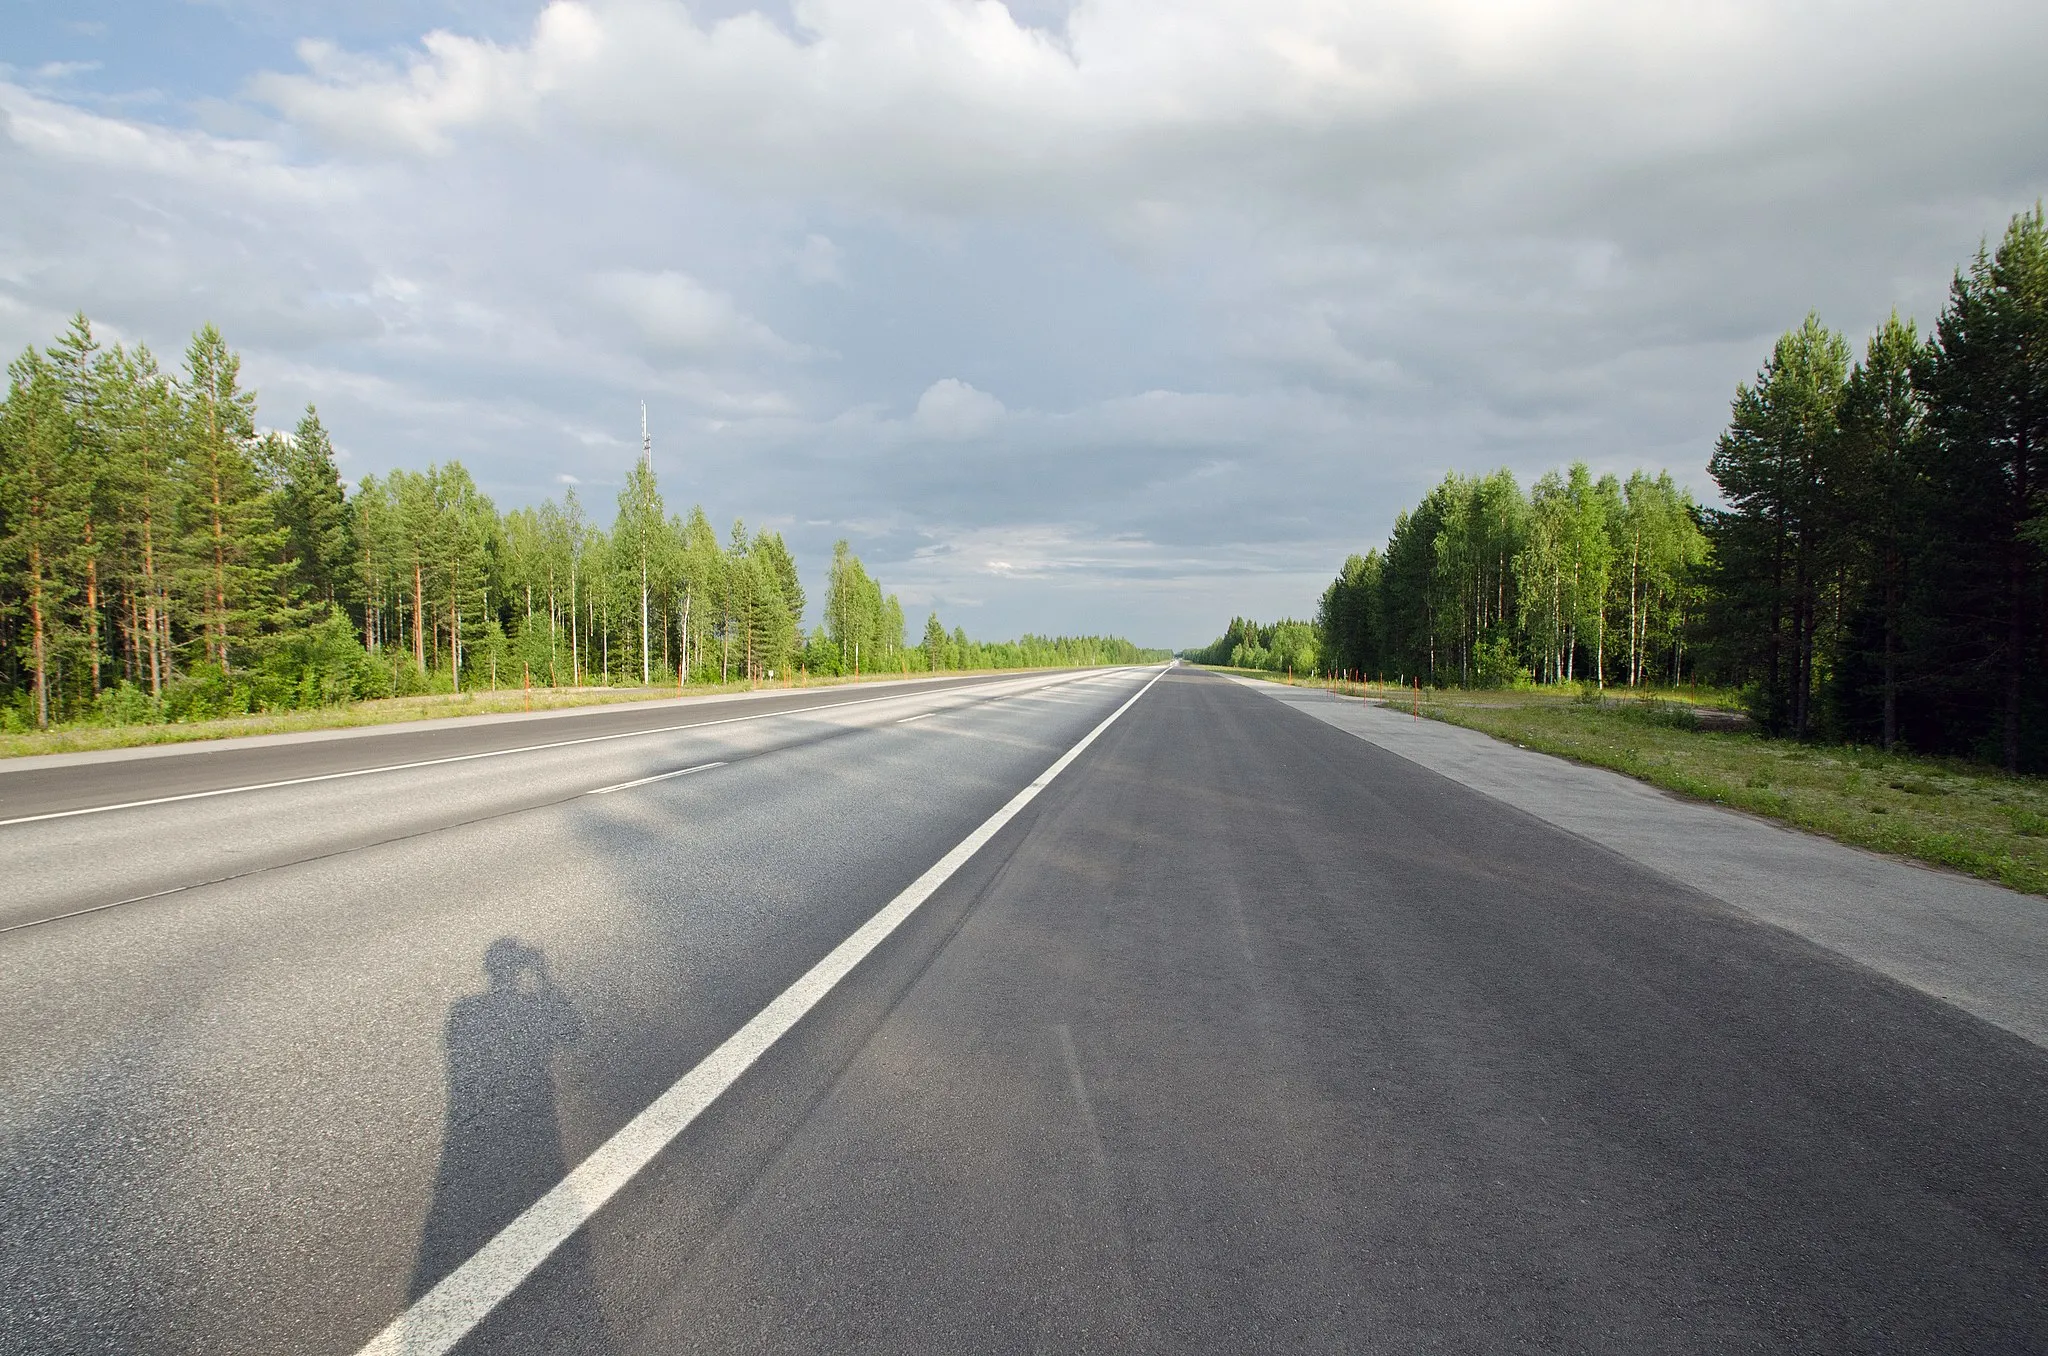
0,671,1032,824
4,666,2045,1353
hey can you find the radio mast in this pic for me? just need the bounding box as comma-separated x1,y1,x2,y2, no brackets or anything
639,402,652,685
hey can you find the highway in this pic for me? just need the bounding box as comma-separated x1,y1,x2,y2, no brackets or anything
3,665,2045,1352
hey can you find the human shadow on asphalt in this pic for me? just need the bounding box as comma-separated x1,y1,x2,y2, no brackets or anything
411,938,612,1350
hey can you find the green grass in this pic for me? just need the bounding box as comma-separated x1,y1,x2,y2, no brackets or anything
1413,688,2048,897
0,667,1037,760
1197,666,2048,898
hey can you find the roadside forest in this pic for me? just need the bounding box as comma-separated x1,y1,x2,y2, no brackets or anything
0,318,1160,731
1190,461,1705,692
1191,207,2048,771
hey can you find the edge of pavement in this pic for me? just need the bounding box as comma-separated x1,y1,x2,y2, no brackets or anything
0,669,1089,776
1225,672,2048,1053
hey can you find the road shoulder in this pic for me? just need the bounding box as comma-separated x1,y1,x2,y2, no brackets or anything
1231,675,2048,1051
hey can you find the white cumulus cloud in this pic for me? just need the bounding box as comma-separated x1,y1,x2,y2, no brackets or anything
2,0,2043,643
912,378,1006,439
589,269,803,358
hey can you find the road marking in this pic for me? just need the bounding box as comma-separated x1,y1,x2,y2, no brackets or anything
0,671,1117,830
585,762,726,796
3,758,731,936
351,664,1168,1356
895,712,933,724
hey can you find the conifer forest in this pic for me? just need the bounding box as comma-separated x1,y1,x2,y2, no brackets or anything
0,320,1161,733
1192,208,2048,771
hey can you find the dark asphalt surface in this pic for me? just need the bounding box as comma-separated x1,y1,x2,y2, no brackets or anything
5,667,2047,1353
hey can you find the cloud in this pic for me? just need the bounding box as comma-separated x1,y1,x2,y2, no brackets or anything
3,0,2044,644
0,82,356,205
244,0,2048,230
912,378,1005,439
31,61,102,82
794,232,842,285
589,268,804,358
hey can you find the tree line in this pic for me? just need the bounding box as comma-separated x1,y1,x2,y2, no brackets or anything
1184,463,1706,690
1180,617,1320,674
0,317,1162,730
1703,207,2048,770
1191,207,2048,772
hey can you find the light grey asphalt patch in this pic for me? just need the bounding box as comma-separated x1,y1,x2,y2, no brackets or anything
1234,677,2048,1050
0,669,1152,1355
0,672,1045,775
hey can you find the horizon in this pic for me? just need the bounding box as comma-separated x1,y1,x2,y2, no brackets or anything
4,0,2043,647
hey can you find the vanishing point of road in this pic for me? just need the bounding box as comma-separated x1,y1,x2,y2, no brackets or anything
3,666,2045,1352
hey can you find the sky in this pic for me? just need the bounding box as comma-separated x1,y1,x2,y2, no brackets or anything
2,1,2044,647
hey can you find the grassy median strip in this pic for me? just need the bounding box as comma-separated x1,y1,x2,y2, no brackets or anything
1414,690,2048,898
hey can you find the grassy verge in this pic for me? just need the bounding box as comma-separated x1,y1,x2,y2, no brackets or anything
0,668,1046,760
1415,689,2048,897
1194,666,2048,897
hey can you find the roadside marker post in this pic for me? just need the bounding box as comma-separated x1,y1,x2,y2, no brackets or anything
1413,676,1420,720
523,663,531,713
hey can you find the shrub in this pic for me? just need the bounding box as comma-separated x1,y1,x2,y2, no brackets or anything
91,681,160,726
1616,698,1700,731
162,663,251,722
1472,634,1527,689
256,608,382,708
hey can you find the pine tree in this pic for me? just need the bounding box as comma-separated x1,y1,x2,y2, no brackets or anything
747,529,799,677
1706,315,1851,735
1911,208,2048,770
1834,315,1925,747
0,349,85,726
269,405,353,606
752,529,805,631
1381,494,1443,682
175,325,289,673
48,316,108,699
393,469,438,674
100,345,181,697
430,463,497,690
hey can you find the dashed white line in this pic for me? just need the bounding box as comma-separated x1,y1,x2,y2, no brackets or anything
896,712,934,724
350,664,1169,1356
585,762,726,795
0,672,1122,830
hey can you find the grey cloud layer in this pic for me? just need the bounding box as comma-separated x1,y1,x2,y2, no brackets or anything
2,0,2043,644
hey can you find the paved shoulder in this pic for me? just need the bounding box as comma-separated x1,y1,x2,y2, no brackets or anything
512,666,2048,1352
1232,675,2048,1049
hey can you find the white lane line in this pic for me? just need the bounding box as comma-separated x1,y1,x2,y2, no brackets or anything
586,762,726,796
351,664,1169,1356
5,754,726,935
0,672,1120,830
895,712,933,724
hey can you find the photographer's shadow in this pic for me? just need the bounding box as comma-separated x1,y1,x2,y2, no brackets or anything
412,938,609,1348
